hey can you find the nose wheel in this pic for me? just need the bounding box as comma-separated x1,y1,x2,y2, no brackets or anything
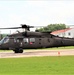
13,48,23,53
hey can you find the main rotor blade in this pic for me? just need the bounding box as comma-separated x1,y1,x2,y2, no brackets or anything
21,24,45,28
0,27,21,29
0,24,45,30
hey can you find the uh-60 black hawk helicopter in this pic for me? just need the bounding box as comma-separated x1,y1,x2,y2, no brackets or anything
0,24,74,53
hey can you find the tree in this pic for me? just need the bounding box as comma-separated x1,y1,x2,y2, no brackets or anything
36,24,67,32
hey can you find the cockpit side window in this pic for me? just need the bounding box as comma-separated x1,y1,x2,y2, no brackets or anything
3,37,9,43
0,37,9,44
0,38,5,44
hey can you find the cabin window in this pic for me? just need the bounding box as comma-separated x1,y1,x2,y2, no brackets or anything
14,39,16,42
14,38,19,43
30,38,35,43
16,39,19,42
23,38,28,43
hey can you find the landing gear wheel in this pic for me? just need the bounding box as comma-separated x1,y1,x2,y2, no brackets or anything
19,48,23,53
13,48,23,53
14,50,18,53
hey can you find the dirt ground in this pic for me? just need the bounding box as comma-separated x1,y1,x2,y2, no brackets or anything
0,49,74,58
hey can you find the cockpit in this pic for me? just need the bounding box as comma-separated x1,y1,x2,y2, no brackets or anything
0,36,9,45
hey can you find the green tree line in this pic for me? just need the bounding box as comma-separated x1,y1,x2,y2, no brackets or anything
36,24,68,32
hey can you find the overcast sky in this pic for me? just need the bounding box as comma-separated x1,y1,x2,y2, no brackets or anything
0,0,74,33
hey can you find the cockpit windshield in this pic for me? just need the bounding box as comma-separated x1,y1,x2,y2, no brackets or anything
0,36,9,44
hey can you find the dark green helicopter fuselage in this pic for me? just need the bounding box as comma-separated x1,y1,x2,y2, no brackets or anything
0,31,74,53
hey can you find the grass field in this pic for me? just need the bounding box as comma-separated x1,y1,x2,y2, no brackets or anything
0,56,74,75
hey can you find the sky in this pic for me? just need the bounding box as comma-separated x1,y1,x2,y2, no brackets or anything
0,0,74,33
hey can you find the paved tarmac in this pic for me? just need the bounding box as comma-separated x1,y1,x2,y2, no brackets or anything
0,49,74,58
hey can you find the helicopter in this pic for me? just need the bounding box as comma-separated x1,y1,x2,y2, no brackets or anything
0,24,74,53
